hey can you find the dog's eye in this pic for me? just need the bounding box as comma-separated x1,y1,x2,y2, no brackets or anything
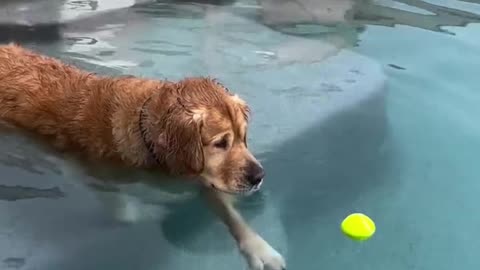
213,138,228,149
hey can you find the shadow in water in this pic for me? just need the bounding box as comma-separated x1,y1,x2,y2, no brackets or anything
268,89,390,212
3,257,26,269
0,24,63,44
261,88,394,269
0,185,65,201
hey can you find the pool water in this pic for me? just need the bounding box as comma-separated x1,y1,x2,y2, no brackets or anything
0,0,479,270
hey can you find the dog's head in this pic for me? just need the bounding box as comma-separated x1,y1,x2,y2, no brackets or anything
145,77,264,194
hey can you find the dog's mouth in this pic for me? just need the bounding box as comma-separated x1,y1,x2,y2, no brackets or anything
209,180,262,196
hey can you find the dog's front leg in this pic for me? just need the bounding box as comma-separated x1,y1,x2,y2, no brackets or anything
205,189,286,270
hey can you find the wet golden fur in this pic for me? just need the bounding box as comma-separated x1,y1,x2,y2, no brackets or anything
0,44,260,193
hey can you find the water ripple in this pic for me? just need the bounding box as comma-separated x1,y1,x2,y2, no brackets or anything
0,185,65,201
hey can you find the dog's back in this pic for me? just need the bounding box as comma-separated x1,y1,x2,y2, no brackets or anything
0,44,117,157
0,44,86,129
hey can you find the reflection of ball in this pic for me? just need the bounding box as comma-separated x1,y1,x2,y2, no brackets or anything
341,213,376,241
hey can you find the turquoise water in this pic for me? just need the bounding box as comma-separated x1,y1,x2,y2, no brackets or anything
354,23,480,269
0,0,479,269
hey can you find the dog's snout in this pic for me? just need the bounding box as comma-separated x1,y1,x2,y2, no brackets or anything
246,162,265,186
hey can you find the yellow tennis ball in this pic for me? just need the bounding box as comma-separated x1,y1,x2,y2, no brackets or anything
341,213,376,241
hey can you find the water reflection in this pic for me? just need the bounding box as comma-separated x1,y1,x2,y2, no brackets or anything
1,0,479,45
0,0,147,43
259,0,480,36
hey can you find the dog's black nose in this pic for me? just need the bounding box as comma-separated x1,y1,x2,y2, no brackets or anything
246,162,265,186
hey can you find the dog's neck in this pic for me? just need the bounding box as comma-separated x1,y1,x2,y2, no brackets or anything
110,79,171,168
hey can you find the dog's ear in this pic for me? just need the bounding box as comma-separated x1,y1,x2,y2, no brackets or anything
156,98,204,175
230,94,250,122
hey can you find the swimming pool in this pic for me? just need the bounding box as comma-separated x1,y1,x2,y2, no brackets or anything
0,0,479,269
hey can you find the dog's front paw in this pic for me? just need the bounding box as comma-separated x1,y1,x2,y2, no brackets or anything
239,234,286,270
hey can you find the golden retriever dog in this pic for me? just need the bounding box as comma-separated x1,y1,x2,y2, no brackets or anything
0,44,285,270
